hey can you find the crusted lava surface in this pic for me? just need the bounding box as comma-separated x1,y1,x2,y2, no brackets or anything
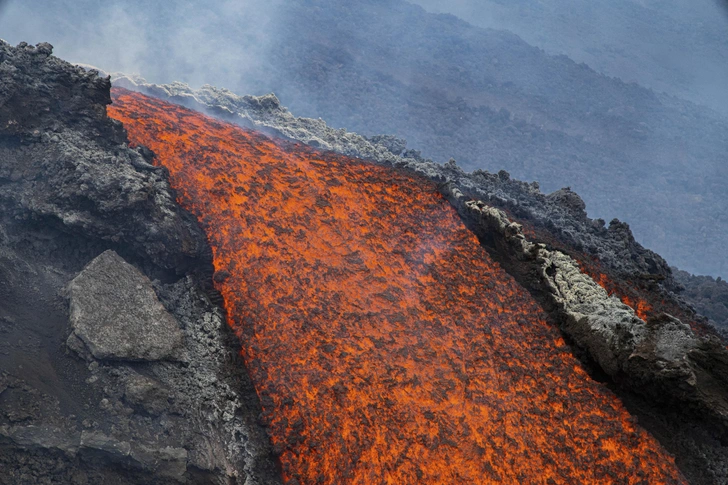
109,88,688,484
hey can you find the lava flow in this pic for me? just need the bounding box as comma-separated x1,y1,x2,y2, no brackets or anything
109,88,685,484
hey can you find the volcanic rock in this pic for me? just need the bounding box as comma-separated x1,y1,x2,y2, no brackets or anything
122,372,171,416
0,40,206,273
545,187,587,218
447,189,728,425
67,250,183,361
79,431,132,459
0,41,281,484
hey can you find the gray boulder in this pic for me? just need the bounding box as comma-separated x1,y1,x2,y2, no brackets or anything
67,250,183,361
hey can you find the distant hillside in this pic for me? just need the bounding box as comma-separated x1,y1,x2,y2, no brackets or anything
411,0,728,114
2,0,726,276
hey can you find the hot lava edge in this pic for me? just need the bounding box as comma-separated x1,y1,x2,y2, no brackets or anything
108,85,728,484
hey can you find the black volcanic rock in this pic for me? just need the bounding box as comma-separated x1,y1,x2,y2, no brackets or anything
0,40,205,273
0,41,281,485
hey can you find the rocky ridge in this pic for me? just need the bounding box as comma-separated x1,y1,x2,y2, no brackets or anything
445,189,728,416
441,190,728,483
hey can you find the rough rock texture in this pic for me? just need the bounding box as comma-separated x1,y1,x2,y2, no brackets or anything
442,190,728,483
452,191,728,412
674,269,728,334
0,42,205,273
68,250,183,361
0,41,281,484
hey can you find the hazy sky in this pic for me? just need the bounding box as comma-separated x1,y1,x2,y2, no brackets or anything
0,0,285,92
409,0,728,113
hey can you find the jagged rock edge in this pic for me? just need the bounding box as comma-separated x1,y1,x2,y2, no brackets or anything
442,186,728,428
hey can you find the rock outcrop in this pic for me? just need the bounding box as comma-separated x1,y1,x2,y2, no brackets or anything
444,190,728,419
0,41,280,485
0,42,205,273
67,250,184,361
443,191,728,483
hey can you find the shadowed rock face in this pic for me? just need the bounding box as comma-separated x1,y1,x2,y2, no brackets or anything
0,41,206,273
0,41,281,485
68,250,184,361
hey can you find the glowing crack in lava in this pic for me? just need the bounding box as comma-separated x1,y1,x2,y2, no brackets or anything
579,263,654,321
109,89,685,484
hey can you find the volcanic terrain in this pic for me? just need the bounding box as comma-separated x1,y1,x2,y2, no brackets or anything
1,41,728,485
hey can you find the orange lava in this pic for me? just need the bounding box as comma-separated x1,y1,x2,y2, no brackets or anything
109,88,685,484
581,266,654,321
511,217,711,334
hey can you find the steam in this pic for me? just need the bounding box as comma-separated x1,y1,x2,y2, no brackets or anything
0,0,284,92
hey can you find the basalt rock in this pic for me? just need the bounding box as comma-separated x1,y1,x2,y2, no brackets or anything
444,189,728,483
0,42,280,485
0,41,206,273
444,188,728,418
67,250,184,362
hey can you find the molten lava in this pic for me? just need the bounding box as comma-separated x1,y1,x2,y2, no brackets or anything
579,262,654,321
109,88,685,484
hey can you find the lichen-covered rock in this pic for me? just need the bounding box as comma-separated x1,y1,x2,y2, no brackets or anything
67,250,183,361
446,189,728,429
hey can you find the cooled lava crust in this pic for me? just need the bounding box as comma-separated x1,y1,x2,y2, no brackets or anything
109,88,685,484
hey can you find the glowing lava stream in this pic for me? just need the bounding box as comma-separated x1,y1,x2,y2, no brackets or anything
109,89,685,484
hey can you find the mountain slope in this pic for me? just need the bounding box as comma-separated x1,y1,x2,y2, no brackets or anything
411,0,728,114
3,39,728,484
